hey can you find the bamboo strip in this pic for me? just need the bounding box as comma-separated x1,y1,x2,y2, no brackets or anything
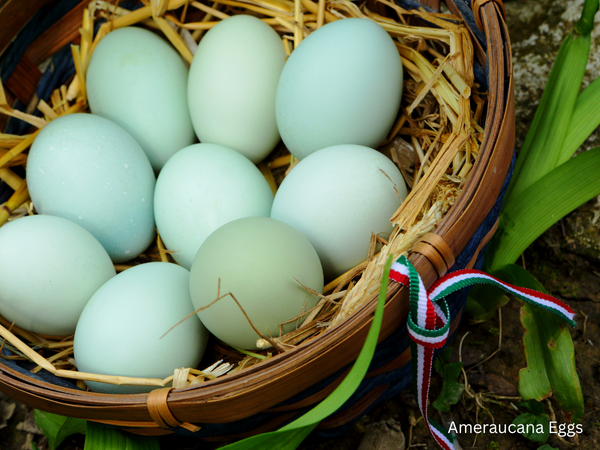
0,135,27,150
154,16,194,63
190,1,230,20
0,78,7,106
294,0,303,48
0,168,22,190
70,45,87,103
211,0,293,18
37,99,58,121
0,106,47,129
300,0,338,22
0,149,26,166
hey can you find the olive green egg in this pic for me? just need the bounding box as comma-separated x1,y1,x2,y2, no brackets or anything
189,217,324,350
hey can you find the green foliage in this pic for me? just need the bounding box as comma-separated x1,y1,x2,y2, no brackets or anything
84,422,159,450
512,400,550,443
432,347,464,412
537,445,559,450
495,265,584,422
33,410,86,450
504,0,599,202
466,0,597,425
486,147,600,273
465,271,509,321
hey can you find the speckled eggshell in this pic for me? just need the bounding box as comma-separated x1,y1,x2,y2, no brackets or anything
276,18,403,160
86,27,196,171
27,113,156,263
189,217,323,350
74,262,209,394
270,144,407,280
188,15,287,163
154,143,274,270
0,215,116,336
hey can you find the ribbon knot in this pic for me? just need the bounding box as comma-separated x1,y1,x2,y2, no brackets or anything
389,255,576,450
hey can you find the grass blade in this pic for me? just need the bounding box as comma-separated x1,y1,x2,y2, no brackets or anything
505,0,598,201
562,76,600,158
486,147,600,273
33,410,86,450
84,422,159,450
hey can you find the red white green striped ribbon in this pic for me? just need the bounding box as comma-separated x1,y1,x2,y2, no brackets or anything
389,255,576,450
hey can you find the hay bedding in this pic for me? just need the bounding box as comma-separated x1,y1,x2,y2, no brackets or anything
0,0,481,391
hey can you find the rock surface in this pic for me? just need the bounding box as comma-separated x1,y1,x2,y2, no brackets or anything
357,419,405,450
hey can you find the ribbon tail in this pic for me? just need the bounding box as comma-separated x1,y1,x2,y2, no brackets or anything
389,255,576,450
428,269,576,326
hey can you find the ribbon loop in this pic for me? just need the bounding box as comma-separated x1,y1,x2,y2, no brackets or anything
389,255,576,450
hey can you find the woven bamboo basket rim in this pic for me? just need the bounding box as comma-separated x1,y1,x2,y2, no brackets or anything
0,0,514,433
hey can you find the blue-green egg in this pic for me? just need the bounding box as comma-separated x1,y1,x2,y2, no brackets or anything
27,113,156,263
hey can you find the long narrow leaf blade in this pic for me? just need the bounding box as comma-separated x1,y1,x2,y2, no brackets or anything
33,410,86,450
487,147,600,273
219,255,395,450
506,0,598,201
562,75,600,158
84,422,159,450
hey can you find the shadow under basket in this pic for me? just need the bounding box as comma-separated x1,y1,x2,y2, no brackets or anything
0,0,515,443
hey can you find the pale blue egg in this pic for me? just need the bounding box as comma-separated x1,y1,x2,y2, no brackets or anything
276,19,403,160
0,215,115,336
271,145,407,280
188,15,286,163
27,114,156,263
87,27,196,172
74,262,209,394
154,143,274,269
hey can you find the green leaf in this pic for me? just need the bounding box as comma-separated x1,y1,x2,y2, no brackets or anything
562,75,600,158
506,0,598,201
33,410,86,450
496,265,584,423
84,422,159,450
512,411,550,443
432,348,464,412
517,399,545,415
219,255,395,450
537,445,559,450
486,147,600,273
465,281,509,321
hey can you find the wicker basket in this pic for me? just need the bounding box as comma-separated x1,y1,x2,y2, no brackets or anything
0,0,514,442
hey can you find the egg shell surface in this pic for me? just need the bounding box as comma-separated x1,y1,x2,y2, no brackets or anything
190,217,323,350
154,143,274,270
188,15,286,163
74,262,209,394
270,144,406,280
276,18,403,160
86,27,196,171
0,215,116,336
27,113,156,263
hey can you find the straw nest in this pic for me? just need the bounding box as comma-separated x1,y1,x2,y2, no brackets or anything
0,0,482,391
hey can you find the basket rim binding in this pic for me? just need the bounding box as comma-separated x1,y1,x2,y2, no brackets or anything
0,0,514,433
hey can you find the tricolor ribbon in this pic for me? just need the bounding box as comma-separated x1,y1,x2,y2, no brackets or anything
389,255,576,450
